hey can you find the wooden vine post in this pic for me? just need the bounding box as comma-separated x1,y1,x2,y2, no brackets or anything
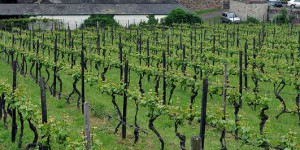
239,50,243,107
40,77,49,150
71,38,75,68
182,44,186,75
119,33,123,81
191,136,202,150
12,61,17,143
163,50,166,105
221,63,228,149
244,41,248,90
122,60,129,139
35,40,39,83
84,102,91,150
146,38,150,81
2,33,6,61
97,25,100,55
81,31,85,114
190,31,193,60
199,78,208,150
53,35,58,97
40,77,47,125
212,34,216,65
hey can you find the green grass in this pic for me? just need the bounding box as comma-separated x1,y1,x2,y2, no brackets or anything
204,16,222,24
1,58,298,150
0,58,267,150
196,9,221,15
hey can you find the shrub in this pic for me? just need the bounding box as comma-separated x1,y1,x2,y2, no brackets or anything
0,18,53,30
81,14,119,28
272,8,294,24
139,15,159,27
164,8,202,26
147,15,158,25
246,16,260,24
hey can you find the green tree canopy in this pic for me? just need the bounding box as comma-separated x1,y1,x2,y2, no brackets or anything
164,8,202,26
81,14,119,28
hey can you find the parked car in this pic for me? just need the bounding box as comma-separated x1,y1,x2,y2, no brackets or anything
221,12,240,23
269,0,283,7
287,0,300,8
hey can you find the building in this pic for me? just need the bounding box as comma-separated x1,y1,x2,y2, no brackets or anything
0,0,192,28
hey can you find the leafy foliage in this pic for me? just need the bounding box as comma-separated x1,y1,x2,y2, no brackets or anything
272,8,295,24
81,15,119,28
147,15,158,25
163,8,202,26
246,16,260,24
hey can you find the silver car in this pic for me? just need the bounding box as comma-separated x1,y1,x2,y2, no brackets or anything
287,0,300,8
221,12,240,23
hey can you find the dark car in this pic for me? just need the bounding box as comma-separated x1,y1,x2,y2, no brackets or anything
269,0,283,7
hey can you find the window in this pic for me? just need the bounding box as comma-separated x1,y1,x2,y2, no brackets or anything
227,13,236,18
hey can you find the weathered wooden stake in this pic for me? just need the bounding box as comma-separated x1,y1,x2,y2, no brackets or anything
53,35,58,97
119,33,123,81
2,34,6,61
97,30,100,55
244,41,248,90
239,50,243,107
147,38,150,81
222,64,228,119
191,136,202,150
200,78,208,150
220,63,228,149
162,50,166,105
226,30,229,57
122,60,129,139
84,102,91,150
38,77,47,124
40,77,49,150
35,40,39,83
182,44,186,74
81,31,85,114
12,61,17,142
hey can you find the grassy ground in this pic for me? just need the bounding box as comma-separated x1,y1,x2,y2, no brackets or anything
0,60,263,150
0,56,299,150
196,9,221,15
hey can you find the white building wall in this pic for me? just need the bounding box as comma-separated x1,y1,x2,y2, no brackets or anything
33,15,166,29
114,15,166,27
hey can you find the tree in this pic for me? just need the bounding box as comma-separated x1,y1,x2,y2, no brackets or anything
272,8,295,24
81,14,119,28
163,8,202,26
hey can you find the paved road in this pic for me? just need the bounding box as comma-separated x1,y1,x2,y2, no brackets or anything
199,9,228,20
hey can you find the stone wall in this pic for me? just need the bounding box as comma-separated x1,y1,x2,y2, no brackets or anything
230,0,268,21
17,0,227,11
175,0,227,11
17,0,177,3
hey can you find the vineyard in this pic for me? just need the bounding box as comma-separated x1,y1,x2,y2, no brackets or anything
0,21,300,150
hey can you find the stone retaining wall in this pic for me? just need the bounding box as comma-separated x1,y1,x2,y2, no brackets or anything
176,0,228,11
230,0,268,21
